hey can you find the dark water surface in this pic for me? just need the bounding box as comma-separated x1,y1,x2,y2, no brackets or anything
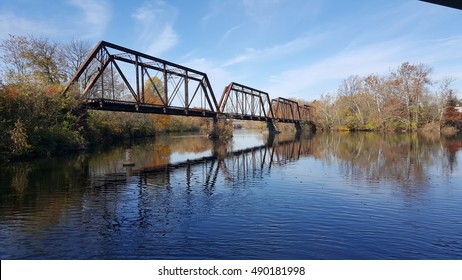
1,131,461,259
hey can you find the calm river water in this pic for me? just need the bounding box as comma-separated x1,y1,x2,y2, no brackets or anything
1,130,461,259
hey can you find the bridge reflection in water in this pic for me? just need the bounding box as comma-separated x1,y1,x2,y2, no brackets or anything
89,133,313,192
1,131,461,259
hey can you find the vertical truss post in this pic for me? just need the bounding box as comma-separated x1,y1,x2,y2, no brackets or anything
184,70,189,113
163,63,168,112
100,50,104,99
135,55,140,103
110,62,115,99
141,64,145,103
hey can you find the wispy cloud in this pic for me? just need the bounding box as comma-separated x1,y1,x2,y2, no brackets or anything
0,12,59,39
265,33,462,100
241,0,284,27
265,40,408,100
201,1,225,23
218,24,243,45
132,0,178,56
241,0,323,29
68,0,111,38
416,36,462,88
183,57,235,91
221,33,326,67
222,0,462,100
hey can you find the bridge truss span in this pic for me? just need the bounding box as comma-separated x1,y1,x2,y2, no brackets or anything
64,41,219,117
272,97,301,123
218,82,275,121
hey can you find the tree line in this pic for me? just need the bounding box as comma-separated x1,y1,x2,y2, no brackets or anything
1,35,460,162
309,62,460,132
0,35,209,162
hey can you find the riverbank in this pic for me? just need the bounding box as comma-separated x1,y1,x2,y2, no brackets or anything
0,81,219,163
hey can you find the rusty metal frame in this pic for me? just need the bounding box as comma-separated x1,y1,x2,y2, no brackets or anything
64,41,219,116
299,104,312,122
271,97,301,123
218,82,274,120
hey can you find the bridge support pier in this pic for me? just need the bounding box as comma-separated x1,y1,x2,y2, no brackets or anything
267,120,280,134
300,121,317,133
295,123,302,133
209,115,233,140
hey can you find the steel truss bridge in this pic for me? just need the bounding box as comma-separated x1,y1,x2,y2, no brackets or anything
64,41,314,132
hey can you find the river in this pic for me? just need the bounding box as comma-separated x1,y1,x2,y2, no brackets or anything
1,130,461,259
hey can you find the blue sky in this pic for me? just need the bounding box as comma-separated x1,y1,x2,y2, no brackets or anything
0,0,461,101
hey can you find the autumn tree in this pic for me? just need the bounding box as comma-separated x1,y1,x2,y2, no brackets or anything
337,75,373,130
362,74,386,129
311,93,339,130
435,77,457,124
312,62,456,132
0,35,30,82
144,77,170,131
0,35,67,86
388,62,433,130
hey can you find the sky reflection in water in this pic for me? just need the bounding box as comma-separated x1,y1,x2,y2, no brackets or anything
0,131,461,259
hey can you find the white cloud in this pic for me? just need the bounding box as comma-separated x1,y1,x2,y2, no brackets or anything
222,49,255,67
265,40,408,100
68,0,111,38
241,0,323,29
263,33,462,101
0,12,59,39
221,33,325,67
241,0,284,27
201,1,224,23
183,57,235,93
218,24,243,45
132,0,178,56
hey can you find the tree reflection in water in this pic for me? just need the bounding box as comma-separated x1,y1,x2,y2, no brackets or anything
311,132,461,193
1,132,461,214
0,131,461,259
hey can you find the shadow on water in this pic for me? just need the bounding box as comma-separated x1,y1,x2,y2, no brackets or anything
0,131,461,259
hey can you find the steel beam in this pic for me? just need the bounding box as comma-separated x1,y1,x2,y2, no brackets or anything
420,0,462,10
83,99,217,118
